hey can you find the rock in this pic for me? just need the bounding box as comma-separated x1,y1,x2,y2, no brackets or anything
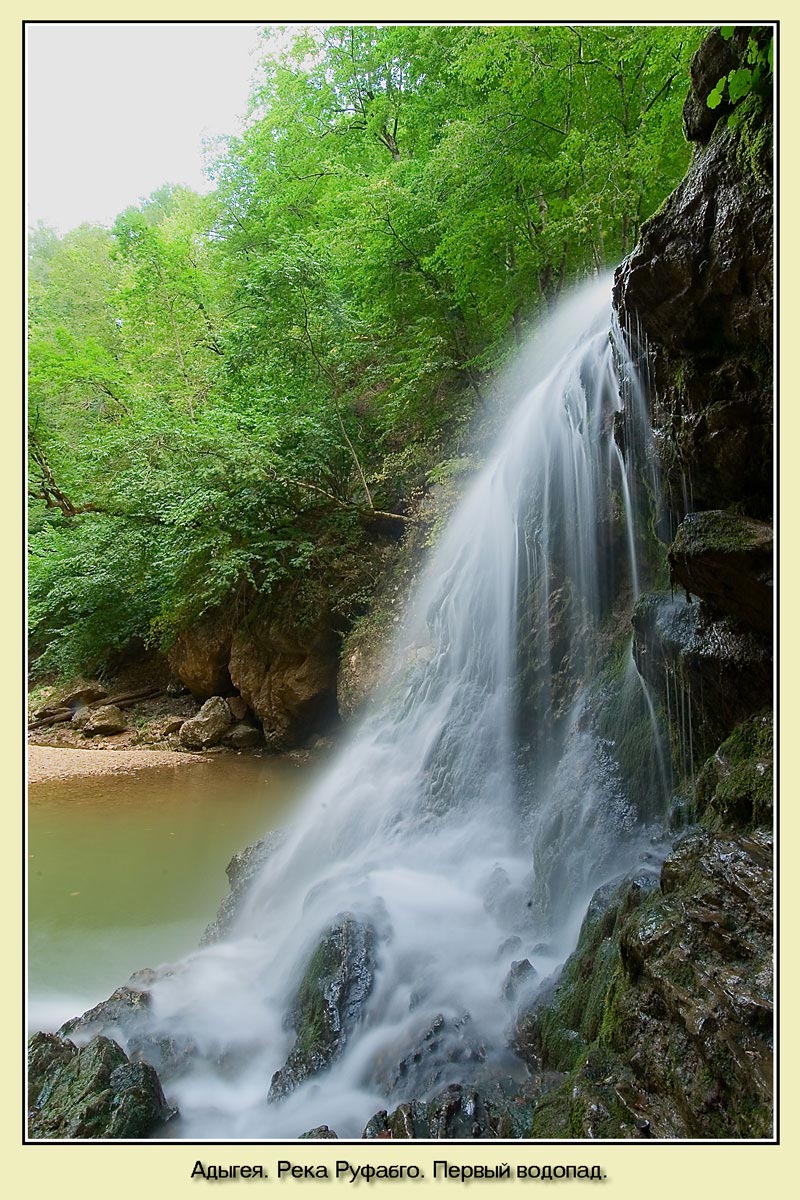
227,694,249,721
224,722,263,750
229,619,339,750
148,715,185,740
681,28,741,142
178,696,231,749
668,510,772,636
27,1033,175,1139
70,708,92,728
82,704,128,737
614,28,772,519
632,591,771,767
35,679,107,717
56,975,197,1081
201,832,284,945
694,711,773,829
363,1078,546,1140
368,1013,487,1100
517,830,773,1139
59,985,152,1042
502,959,538,1002
298,1125,338,1139
496,935,522,960
168,616,233,700
268,914,377,1101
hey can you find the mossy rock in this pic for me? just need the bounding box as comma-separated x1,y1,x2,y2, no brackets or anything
268,913,377,1102
694,711,772,829
28,1033,175,1139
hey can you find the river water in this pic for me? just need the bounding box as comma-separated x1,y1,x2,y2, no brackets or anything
28,755,317,1035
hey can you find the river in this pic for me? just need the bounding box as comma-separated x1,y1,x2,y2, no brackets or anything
28,753,318,1035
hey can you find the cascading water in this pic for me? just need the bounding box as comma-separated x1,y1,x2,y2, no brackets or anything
90,276,674,1139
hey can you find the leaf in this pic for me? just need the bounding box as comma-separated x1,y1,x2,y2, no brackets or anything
720,26,735,41
727,67,753,104
706,78,726,110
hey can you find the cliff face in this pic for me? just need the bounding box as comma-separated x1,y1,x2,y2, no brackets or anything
614,26,773,522
519,27,774,1140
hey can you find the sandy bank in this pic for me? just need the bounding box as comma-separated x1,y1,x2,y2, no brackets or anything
28,744,206,785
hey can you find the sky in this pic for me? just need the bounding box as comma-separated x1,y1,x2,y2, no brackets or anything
25,22,271,234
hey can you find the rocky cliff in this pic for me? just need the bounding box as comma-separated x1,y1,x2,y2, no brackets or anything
519,25,774,1140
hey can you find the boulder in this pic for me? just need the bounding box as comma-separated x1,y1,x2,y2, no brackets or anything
168,616,233,700
178,696,231,749
518,830,773,1139
59,985,152,1043
298,1125,339,1139
268,914,377,1101
502,959,538,1002
229,620,339,750
82,705,128,737
227,694,249,721
367,1013,487,1100
224,722,263,750
363,1077,547,1140
668,510,773,636
56,976,197,1081
27,1033,175,1139
201,832,284,945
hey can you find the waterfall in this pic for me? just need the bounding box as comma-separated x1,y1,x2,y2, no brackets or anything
128,276,672,1139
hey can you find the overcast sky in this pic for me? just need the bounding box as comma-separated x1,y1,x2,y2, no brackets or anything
25,22,270,233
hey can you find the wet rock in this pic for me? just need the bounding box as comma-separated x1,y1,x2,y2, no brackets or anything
518,830,773,1138
502,959,538,1003
694,711,773,829
82,704,128,737
668,510,773,635
632,591,771,768
59,986,152,1043
368,1013,487,1100
178,696,231,749
268,914,377,1101
58,974,198,1080
169,616,233,699
224,722,263,750
363,1078,546,1140
496,935,523,960
201,832,284,945
298,1125,338,1139
681,28,741,142
229,619,339,750
614,28,773,519
27,1033,175,1139
514,873,658,1074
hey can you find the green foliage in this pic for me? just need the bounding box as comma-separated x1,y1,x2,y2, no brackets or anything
706,27,773,117
28,25,704,680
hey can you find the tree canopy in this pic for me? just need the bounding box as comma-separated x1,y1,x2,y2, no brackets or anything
28,23,705,679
